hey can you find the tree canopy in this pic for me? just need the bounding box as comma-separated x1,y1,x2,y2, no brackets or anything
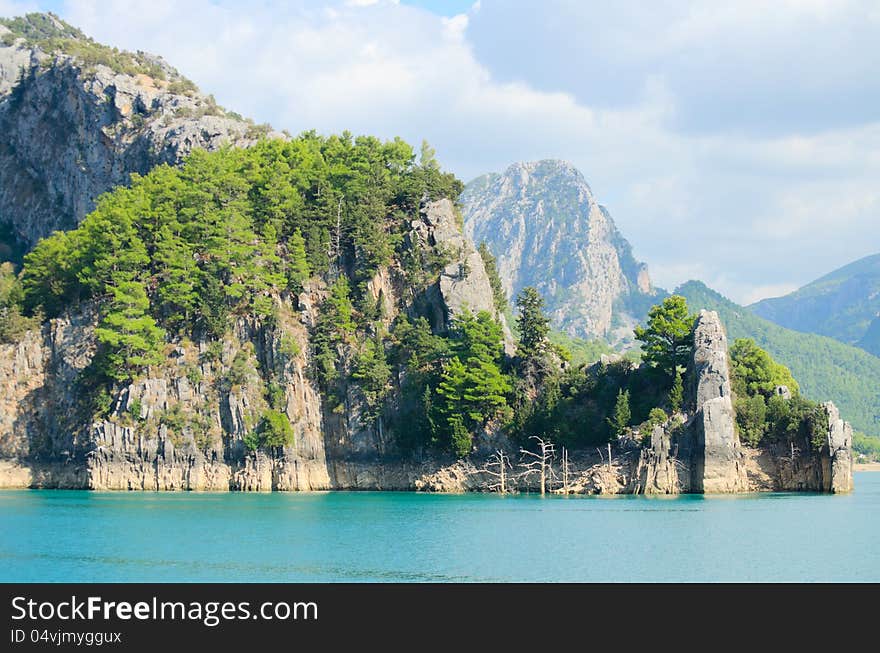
634,295,696,377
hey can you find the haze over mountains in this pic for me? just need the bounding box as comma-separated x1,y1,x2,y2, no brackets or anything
750,253,880,357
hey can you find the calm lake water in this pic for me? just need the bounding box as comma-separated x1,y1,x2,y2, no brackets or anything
2,473,878,582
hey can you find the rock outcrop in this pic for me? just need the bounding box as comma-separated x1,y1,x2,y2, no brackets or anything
633,310,855,495
409,198,515,352
0,190,516,491
0,14,283,252
688,310,749,493
460,160,660,345
634,425,685,494
823,401,853,494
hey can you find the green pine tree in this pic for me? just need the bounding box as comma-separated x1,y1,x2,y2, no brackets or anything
516,286,550,360
634,295,696,378
94,281,165,382
669,368,684,414
286,229,311,294
608,389,632,438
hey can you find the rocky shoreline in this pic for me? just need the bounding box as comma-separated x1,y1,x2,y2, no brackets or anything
0,311,854,495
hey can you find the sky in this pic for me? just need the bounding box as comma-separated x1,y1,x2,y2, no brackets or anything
1,0,878,304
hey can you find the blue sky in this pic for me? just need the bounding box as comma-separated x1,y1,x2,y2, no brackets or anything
1,0,878,304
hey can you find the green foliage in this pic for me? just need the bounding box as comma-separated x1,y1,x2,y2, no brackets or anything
477,242,507,313
668,369,683,414
735,394,767,446
243,410,294,450
639,407,668,442
352,336,391,424
279,335,300,358
515,286,550,360
419,140,440,171
286,229,310,293
730,338,799,397
225,347,253,389
127,398,144,421
93,282,164,382
449,416,472,458
391,310,509,457
854,432,880,461
312,276,355,391
432,311,511,454
0,262,39,343
18,133,464,393
91,387,113,419
266,382,286,410
185,364,202,387
386,316,449,453
634,295,696,378
1,13,179,82
677,280,880,438
728,336,824,448
608,389,631,437
258,410,295,448
160,403,187,433
167,78,198,96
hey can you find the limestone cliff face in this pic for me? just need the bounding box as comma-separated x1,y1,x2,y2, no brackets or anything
461,160,659,345
411,198,514,352
0,196,506,491
634,310,854,495
822,402,853,494
688,310,749,493
0,18,279,252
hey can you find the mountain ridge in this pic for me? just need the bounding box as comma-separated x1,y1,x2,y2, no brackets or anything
749,252,880,357
678,279,880,436
461,159,660,346
0,12,283,260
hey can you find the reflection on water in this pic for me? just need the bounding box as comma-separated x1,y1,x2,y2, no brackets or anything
0,473,877,582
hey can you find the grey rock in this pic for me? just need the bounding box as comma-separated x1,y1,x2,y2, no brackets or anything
688,310,749,493
461,160,659,345
0,39,282,250
823,401,853,494
773,385,792,400
411,198,515,353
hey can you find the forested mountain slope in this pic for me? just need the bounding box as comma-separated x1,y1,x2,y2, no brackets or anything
750,253,880,357
679,280,880,436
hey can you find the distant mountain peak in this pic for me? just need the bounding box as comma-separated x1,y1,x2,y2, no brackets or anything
461,159,659,345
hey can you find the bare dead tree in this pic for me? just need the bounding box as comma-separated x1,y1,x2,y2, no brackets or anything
561,447,570,494
781,441,801,466
481,449,513,493
519,436,556,496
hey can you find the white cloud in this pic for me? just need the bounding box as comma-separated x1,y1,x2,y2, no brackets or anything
9,0,879,304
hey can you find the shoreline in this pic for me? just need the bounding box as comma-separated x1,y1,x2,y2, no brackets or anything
855,462,880,472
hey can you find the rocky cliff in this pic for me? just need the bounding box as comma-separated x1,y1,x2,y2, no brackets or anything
460,160,660,345
688,310,750,492
633,310,853,494
2,300,852,494
0,13,281,256
0,197,507,491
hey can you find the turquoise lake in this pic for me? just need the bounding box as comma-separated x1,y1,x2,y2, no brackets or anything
2,473,878,582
